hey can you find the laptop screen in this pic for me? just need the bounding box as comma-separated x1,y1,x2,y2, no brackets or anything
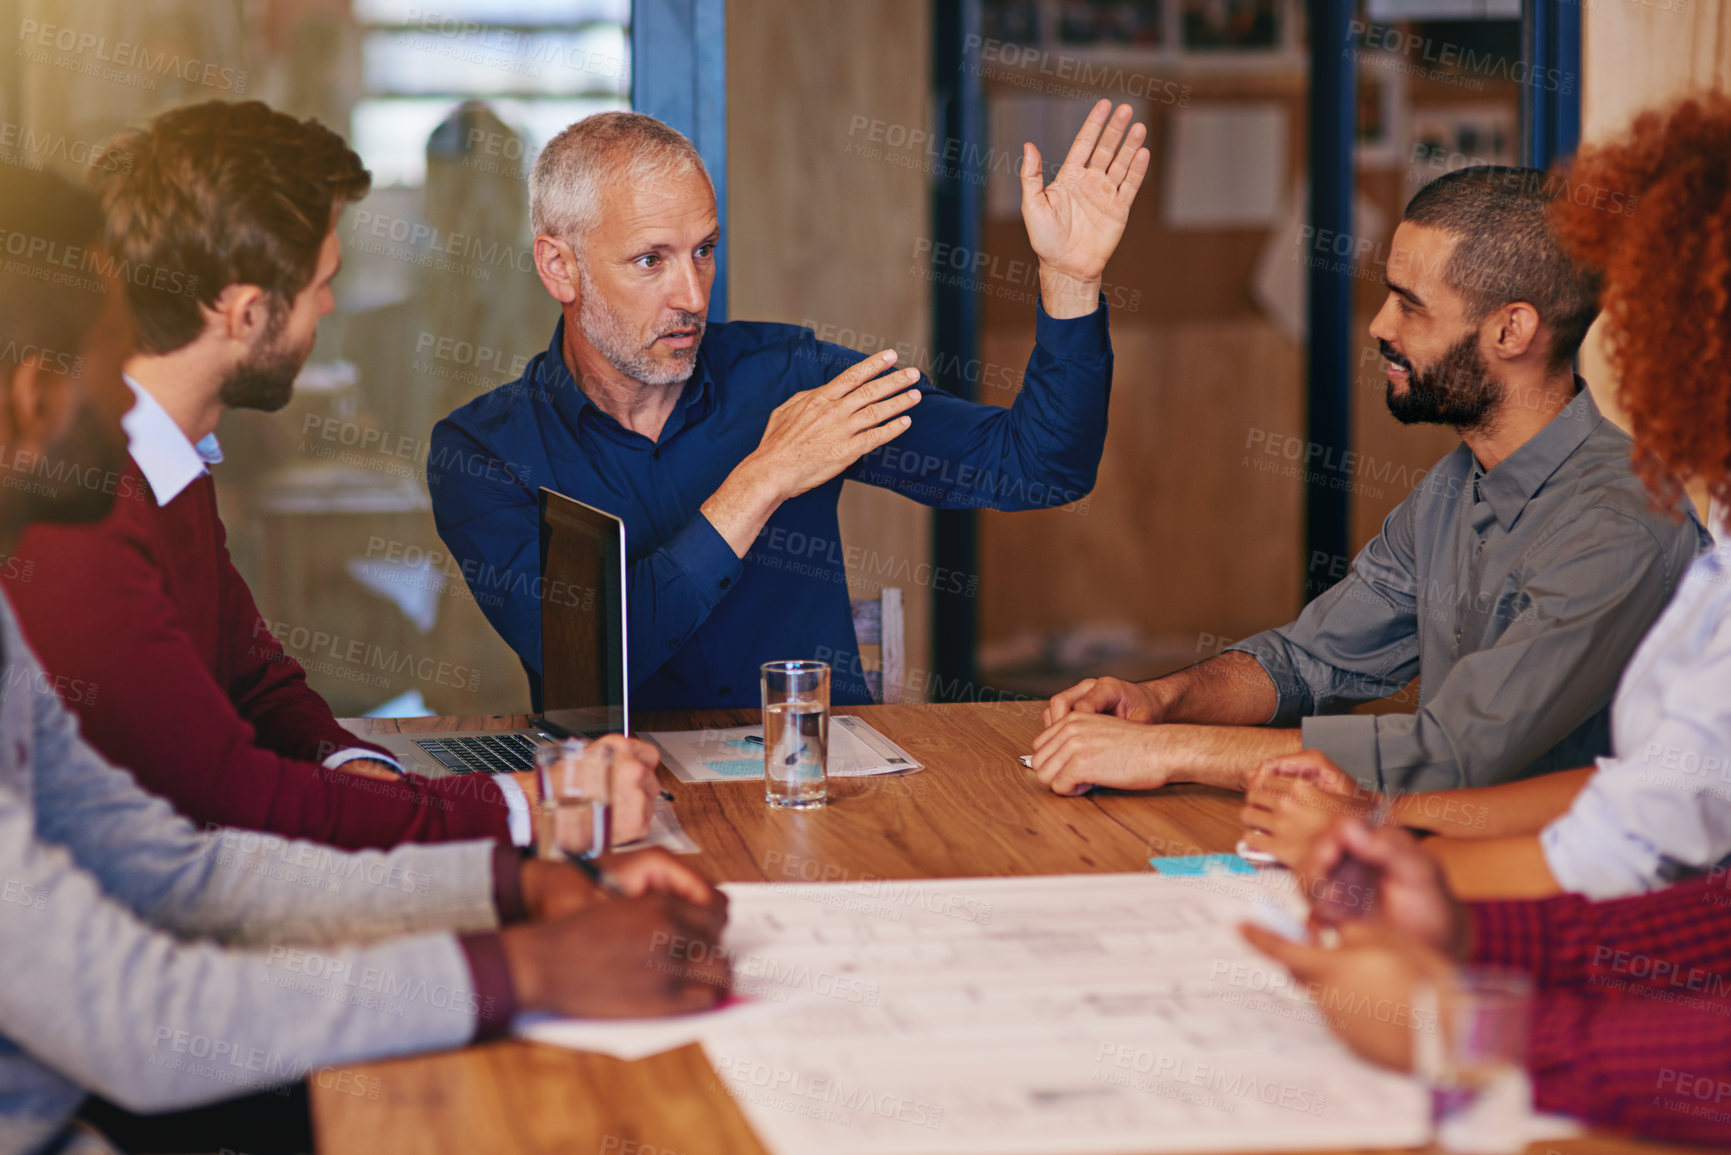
537,488,629,738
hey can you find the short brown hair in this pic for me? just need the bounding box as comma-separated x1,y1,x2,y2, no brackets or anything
91,100,370,354
1404,165,1602,371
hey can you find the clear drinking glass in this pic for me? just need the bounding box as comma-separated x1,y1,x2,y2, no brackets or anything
1415,968,1534,1154
761,660,829,809
533,737,614,860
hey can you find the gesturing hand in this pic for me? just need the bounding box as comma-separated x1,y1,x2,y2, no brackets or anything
1021,99,1150,312
700,349,922,558
748,349,922,502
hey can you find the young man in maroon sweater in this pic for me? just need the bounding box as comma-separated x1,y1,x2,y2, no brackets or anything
5,100,656,851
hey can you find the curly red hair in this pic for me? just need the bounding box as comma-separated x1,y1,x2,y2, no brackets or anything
1549,94,1731,515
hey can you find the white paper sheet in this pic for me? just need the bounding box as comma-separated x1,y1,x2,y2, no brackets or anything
515,995,786,1062
702,874,1431,1155
1163,103,1286,229
645,716,923,784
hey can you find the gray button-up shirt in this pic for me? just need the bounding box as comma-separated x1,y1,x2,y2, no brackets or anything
1228,385,1709,794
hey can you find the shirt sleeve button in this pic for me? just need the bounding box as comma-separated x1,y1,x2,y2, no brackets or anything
719,577,732,589
668,638,681,649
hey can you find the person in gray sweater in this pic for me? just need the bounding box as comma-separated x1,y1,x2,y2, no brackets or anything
0,166,730,1155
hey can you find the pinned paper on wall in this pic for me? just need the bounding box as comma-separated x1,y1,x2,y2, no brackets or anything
1250,177,1390,344
1162,102,1286,229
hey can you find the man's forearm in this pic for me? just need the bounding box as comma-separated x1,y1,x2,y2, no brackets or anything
1155,723,1302,790
1147,652,1281,726
699,460,783,558
1395,768,1594,839
1037,265,1101,319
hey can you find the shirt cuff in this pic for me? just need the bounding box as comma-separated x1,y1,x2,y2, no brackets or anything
1221,636,1310,725
322,746,404,773
494,774,533,847
1299,714,1381,789
666,514,744,616
1033,292,1111,359
491,842,529,923
1539,777,1667,899
457,932,519,1041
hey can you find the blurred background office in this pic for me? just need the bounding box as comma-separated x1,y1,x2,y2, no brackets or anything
0,0,1714,717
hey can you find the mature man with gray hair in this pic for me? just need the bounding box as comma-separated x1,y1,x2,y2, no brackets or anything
429,104,1150,709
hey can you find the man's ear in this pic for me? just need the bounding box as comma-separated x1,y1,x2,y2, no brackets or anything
205,282,275,346
0,356,60,460
533,235,580,307
1488,301,1542,362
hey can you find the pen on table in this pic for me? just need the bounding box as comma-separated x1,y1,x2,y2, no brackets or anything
567,852,627,897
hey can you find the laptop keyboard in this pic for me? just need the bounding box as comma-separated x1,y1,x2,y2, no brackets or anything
413,732,539,775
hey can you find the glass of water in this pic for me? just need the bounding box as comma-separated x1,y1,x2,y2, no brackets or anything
761,660,830,809
533,737,613,860
1415,968,1534,1154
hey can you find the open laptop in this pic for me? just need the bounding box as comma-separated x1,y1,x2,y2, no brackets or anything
360,488,630,775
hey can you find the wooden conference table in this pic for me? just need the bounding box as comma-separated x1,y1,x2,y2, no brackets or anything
313,703,1698,1155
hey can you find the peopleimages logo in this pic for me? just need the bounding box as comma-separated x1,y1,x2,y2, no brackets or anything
0,227,199,299
16,21,248,93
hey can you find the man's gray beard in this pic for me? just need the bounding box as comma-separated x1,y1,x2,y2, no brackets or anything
577,267,702,387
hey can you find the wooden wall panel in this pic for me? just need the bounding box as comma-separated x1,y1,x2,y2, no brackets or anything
978,319,1305,650
727,0,935,697
1581,1,1731,519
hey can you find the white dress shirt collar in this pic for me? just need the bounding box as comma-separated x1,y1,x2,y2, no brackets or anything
122,374,223,503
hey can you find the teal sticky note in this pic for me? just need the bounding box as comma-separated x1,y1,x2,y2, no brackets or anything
702,758,764,779
1149,854,1256,876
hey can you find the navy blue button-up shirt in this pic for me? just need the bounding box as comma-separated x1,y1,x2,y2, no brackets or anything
428,301,1112,710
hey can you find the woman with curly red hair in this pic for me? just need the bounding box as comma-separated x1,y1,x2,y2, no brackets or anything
1552,93,1731,516
1240,94,1731,902
1241,96,1731,1146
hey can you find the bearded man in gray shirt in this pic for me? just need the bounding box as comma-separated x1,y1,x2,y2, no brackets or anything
0,167,728,1155
1032,165,1707,797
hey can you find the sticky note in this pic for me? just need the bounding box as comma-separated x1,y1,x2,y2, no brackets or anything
700,758,764,778
1149,854,1257,876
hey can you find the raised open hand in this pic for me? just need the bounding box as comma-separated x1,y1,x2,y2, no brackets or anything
1021,100,1150,294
